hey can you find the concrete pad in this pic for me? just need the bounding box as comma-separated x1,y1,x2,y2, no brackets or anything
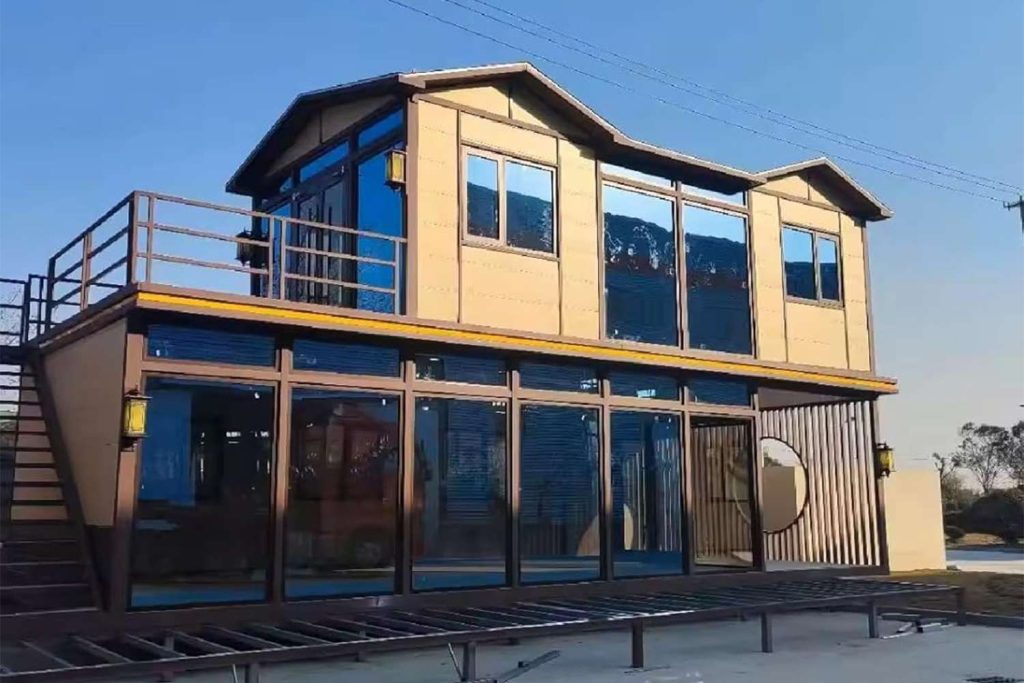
129,612,1024,683
947,548,1024,575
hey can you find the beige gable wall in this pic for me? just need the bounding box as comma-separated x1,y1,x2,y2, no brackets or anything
750,192,787,362
412,89,601,337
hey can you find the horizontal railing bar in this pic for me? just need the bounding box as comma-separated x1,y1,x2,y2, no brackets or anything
51,286,82,308
0,277,27,286
282,243,395,267
138,190,405,244
53,259,85,284
146,252,269,276
147,222,270,247
50,193,133,263
86,225,130,260
278,218,407,244
283,272,395,295
83,256,128,288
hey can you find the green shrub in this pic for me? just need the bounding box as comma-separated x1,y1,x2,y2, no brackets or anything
961,489,1024,542
944,525,966,542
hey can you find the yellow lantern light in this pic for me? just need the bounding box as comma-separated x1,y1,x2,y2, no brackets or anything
122,391,151,441
385,149,407,188
874,442,894,477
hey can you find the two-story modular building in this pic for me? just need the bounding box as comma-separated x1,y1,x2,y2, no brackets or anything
0,63,904,656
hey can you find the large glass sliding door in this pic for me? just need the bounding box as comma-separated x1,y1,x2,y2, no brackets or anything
130,377,275,607
610,411,683,577
286,389,400,598
519,404,601,584
690,416,756,570
412,398,507,590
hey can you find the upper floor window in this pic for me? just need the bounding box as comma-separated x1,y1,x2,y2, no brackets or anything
680,183,746,206
782,226,841,303
465,150,555,254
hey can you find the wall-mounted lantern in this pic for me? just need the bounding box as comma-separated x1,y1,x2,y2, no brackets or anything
235,229,255,266
122,390,151,443
385,149,407,188
874,442,894,477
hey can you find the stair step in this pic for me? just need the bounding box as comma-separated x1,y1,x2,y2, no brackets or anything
1,521,77,541
1,540,80,563
0,583,93,615
1,560,85,585
11,505,68,521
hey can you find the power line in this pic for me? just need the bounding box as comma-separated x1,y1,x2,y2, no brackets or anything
456,0,1022,195
382,0,1010,203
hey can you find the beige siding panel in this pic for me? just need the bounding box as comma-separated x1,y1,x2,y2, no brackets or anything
883,469,946,571
558,139,600,339
749,192,787,361
43,319,126,527
761,176,810,199
785,301,848,368
431,84,510,116
415,102,461,322
840,214,871,370
779,198,840,233
509,87,585,138
460,114,558,165
460,247,560,334
807,180,839,208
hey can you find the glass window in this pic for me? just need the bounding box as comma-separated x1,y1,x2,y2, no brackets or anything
413,398,507,590
147,324,275,367
603,184,678,346
467,155,499,239
782,227,816,300
130,378,274,607
299,141,349,182
519,361,598,393
684,205,751,354
357,109,404,148
286,389,400,598
355,149,404,313
293,339,400,376
691,416,754,570
506,162,555,253
688,377,750,407
818,236,841,301
519,404,600,584
601,163,673,188
609,369,679,400
415,353,507,385
611,412,682,577
680,183,746,206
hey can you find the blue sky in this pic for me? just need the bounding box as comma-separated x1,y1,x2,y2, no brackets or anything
1,0,1021,470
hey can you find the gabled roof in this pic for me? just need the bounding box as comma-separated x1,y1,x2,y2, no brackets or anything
759,157,893,220
227,63,890,222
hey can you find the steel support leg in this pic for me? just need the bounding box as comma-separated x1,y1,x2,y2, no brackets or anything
867,602,879,639
760,613,773,653
158,634,175,682
631,621,644,669
244,663,260,683
461,642,477,682
955,587,967,626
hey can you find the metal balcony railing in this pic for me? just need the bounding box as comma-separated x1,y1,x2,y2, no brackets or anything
39,191,406,334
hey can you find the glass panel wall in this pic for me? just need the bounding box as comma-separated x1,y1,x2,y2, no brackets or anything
691,416,755,570
130,378,274,607
286,389,400,598
684,206,751,354
467,155,499,239
506,161,554,252
603,184,678,345
782,227,816,299
608,369,679,400
611,412,682,577
519,362,598,393
519,404,601,584
412,398,507,590
818,236,841,301
414,353,507,385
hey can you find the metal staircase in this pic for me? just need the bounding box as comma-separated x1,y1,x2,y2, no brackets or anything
0,277,98,616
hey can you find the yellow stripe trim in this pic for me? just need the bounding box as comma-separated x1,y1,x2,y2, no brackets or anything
137,292,896,392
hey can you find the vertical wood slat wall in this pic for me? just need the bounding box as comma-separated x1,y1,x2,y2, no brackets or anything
759,400,879,566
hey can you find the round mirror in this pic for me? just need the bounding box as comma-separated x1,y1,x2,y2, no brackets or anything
760,437,808,533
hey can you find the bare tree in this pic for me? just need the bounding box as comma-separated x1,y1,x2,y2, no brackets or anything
1002,421,1024,489
952,422,1011,493
932,451,977,512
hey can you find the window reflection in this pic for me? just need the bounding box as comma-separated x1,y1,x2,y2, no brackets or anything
130,378,274,607
681,183,746,206
691,416,754,570
611,412,683,577
685,206,751,354
601,163,673,187
519,361,598,393
415,353,507,385
413,398,507,590
603,184,678,346
688,377,750,407
608,370,679,400
520,405,600,584
286,390,400,598
782,227,816,300
357,109,404,148
467,155,499,239
506,162,554,252
818,237,841,301
355,149,403,313
299,142,349,182
147,325,275,367
293,339,400,376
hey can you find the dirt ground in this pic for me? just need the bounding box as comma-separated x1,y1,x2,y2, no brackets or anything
881,570,1024,617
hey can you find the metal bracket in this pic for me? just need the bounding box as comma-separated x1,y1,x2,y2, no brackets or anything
880,612,952,639
446,646,560,683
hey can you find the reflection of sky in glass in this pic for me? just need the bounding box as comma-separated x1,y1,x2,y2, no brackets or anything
602,163,672,187
468,155,498,191
357,109,403,148
684,204,745,241
603,184,673,231
299,141,349,182
467,155,498,238
818,236,838,266
506,161,552,201
818,236,840,300
681,184,745,205
782,227,813,263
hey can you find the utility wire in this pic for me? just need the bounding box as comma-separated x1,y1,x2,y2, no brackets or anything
456,0,1022,195
382,0,1011,203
